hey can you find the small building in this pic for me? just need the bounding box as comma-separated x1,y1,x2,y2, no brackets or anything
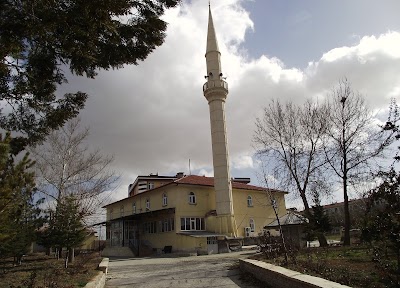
323,199,367,233
264,210,308,249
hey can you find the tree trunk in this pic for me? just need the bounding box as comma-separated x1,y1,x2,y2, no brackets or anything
58,247,63,260
343,174,351,246
397,247,400,287
317,233,328,247
65,253,68,268
68,248,75,263
273,202,288,266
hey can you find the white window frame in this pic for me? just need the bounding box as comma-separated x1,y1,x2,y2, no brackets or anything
162,193,168,206
148,182,155,190
247,195,253,207
188,192,196,204
146,199,150,210
180,217,205,231
132,202,136,214
249,218,255,232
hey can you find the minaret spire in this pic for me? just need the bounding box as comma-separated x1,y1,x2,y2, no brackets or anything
203,5,236,237
206,4,219,54
205,4,222,82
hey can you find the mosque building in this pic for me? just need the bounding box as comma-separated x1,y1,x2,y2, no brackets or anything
103,5,287,256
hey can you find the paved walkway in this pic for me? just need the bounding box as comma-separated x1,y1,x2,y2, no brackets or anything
106,251,263,288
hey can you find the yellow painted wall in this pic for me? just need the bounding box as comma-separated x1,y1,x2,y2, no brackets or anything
143,232,206,252
232,189,286,237
174,185,212,218
106,183,287,251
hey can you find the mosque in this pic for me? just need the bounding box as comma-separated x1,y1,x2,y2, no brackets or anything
103,6,287,256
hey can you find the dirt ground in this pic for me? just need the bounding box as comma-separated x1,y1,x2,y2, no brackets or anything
0,252,102,288
252,245,399,288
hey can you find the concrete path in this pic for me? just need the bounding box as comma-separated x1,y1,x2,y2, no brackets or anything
106,251,263,288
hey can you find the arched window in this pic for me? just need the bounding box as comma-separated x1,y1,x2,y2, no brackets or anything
146,199,150,210
162,193,168,206
247,195,253,207
188,192,196,204
132,202,136,214
249,218,255,232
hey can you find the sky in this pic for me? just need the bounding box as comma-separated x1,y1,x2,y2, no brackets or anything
58,0,400,208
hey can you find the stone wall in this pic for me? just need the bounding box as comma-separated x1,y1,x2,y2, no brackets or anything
239,259,351,288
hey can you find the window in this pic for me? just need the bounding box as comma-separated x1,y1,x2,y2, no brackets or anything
159,218,174,232
148,182,155,190
207,237,217,245
247,195,253,207
146,199,150,210
188,192,196,204
120,206,124,217
162,193,168,206
132,202,136,214
180,217,205,231
144,221,157,234
249,218,255,232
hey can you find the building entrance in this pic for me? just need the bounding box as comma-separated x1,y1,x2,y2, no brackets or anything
207,237,218,254
124,220,138,248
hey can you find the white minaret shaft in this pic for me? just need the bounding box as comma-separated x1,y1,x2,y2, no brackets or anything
203,6,235,236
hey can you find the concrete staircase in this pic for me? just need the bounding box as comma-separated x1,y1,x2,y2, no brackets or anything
101,247,135,257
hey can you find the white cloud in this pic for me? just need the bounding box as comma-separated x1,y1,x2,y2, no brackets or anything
231,154,254,170
58,0,400,203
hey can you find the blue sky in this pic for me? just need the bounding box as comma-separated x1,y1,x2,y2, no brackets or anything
53,0,400,209
242,0,400,68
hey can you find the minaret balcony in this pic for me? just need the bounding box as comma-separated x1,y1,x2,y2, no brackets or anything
203,80,228,92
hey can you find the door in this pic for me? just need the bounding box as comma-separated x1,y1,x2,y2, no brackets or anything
207,237,218,254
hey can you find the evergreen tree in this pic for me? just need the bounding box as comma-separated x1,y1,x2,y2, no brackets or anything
38,196,86,264
0,0,180,152
0,133,44,265
362,101,400,285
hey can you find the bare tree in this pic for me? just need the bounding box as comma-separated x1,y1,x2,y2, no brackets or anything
254,99,330,246
323,79,392,246
31,118,118,225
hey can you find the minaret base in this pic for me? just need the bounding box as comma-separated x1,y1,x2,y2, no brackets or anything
216,214,237,237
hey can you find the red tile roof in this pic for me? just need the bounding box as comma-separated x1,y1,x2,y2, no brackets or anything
103,175,286,207
175,175,286,193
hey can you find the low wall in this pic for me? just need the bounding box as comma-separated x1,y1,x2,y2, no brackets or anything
84,272,106,288
84,257,109,288
239,259,351,288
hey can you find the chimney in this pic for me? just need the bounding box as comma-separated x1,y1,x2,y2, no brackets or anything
176,172,184,179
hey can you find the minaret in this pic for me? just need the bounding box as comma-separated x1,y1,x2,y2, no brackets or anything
203,5,236,237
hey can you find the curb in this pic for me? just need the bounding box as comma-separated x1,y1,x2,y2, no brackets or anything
84,258,109,288
239,259,351,288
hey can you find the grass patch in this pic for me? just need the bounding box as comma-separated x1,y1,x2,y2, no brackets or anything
251,245,399,288
325,234,341,241
0,252,102,288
